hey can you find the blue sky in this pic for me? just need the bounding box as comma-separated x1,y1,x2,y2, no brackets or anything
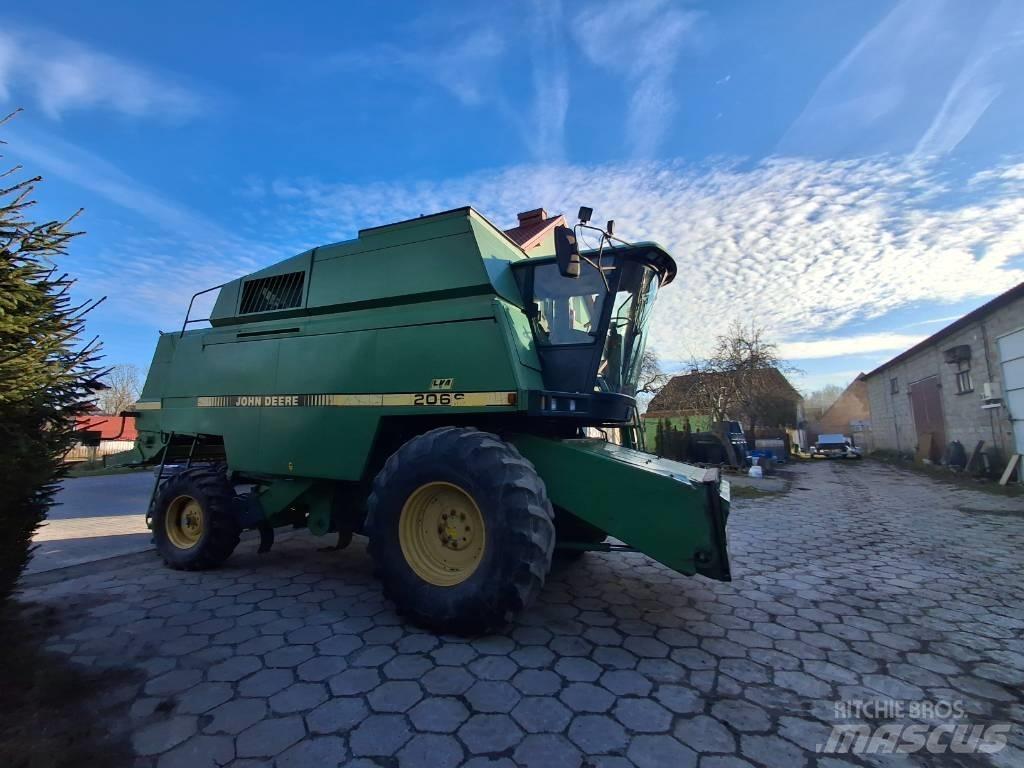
3,0,1024,394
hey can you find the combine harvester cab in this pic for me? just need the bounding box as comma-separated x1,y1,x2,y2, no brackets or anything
113,206,730,634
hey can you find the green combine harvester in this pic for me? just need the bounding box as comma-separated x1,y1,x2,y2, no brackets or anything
114,206,731,633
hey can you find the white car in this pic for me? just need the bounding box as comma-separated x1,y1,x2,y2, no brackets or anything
811,434,862,459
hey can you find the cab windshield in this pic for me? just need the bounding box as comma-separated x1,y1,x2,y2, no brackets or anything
598,260,659,395
516,255,662,396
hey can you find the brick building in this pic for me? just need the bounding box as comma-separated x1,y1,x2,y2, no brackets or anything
863,282,1023,466
810,374,870,443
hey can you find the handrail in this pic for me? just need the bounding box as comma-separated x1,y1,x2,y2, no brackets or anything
180,282,228,337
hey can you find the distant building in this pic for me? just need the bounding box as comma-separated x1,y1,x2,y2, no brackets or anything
810,374,870,443
503,209,566,255
863,282,1023,466
66,413,137,463
646,367,806,449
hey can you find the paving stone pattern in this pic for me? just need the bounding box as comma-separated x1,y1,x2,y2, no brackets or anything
19,461,1024,767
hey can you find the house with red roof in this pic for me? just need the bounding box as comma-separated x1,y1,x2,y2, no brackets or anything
503,208,566,255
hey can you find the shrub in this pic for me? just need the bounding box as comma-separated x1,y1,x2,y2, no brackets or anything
0,112,103,601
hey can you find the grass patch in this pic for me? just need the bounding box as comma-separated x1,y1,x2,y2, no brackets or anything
730,485,780,499
0,600,139,768
865,452,1023,498
65,462,148,479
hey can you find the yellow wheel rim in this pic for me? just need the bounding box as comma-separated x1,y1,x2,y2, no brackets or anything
165,495,205,550
399,481,485,587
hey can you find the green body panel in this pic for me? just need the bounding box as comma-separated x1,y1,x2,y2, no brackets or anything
512,437,731,579
118,206,731,578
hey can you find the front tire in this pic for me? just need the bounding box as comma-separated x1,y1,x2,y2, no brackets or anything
152,466,240,570
366,427,555,634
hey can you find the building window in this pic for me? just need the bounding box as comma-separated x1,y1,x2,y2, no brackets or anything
955,360,973,394
890,377,899,394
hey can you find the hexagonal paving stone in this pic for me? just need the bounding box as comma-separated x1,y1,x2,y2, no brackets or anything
207,655,263,682
555,657,603,682
264,645,316,668
317,634,364,656
459,714,524,754
145,669,203,696
133,716,198,756
710,699,771,732
175,682,234,715
465,680,521,713
368,680,424,713
329,668,381,695
739,734,807,768
512,669,562,696
203,699,268,735
156,734,234,768
626,734,697,768
612,698,672,733
568,714,628,754
673,715,735,753
409,697,470,733
236,715,306,758
514,734,582,768
600,670,653,696
422,665,476,695
238,668,294,697
653,684,703,714
560,682,615,713
512,696,573,734
269,682,329,714
469,655,519,681
431,643,478,666
306,697,369,734
276,735,348,768
350,713,413,756
397,733,465,768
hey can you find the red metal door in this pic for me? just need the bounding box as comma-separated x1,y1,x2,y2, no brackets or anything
909,376,946,461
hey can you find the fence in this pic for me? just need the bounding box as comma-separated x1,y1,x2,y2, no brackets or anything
64,440,136,463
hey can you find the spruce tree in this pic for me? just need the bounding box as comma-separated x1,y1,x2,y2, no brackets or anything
0,111,103,601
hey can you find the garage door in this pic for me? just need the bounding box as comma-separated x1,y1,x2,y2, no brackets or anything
997,327,1024,454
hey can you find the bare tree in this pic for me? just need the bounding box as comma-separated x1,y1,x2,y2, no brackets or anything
636,349,670,395
804,383,844,421
97,364,142,414
684,322,798,430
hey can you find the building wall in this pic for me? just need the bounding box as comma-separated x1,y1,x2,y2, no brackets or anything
865,295,1022,459
813,378,869,438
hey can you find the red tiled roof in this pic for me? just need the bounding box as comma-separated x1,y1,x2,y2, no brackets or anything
75,414,138,441
504,208,566,251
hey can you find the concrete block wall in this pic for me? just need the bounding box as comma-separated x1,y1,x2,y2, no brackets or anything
865,294,1022,460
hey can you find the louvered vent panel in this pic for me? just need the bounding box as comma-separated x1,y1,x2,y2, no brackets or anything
239,271,305,314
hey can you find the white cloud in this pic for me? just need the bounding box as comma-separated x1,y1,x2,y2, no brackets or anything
4,126,283,327
779,333,926,360
573,0,703,159
0,25,199,120
780,0,1024,157
327,28,505,108
255,155,1024,363
914,1,1024,156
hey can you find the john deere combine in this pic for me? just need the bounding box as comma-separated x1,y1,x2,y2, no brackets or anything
115,207,730,633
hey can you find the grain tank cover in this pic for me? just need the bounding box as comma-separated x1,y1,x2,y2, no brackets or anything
208,207,529,327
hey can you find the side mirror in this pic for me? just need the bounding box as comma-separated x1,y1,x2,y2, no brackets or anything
554,225,580,278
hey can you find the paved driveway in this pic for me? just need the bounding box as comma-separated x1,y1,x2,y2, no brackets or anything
17,461,1024,767
28,471,155,574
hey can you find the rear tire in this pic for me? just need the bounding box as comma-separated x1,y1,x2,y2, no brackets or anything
366,427,555,634
152,466,240,570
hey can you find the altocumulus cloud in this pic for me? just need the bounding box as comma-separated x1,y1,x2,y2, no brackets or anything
0,25,199,120
258,155,1024,361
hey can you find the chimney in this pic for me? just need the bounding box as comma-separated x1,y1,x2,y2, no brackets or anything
516,208,547,226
